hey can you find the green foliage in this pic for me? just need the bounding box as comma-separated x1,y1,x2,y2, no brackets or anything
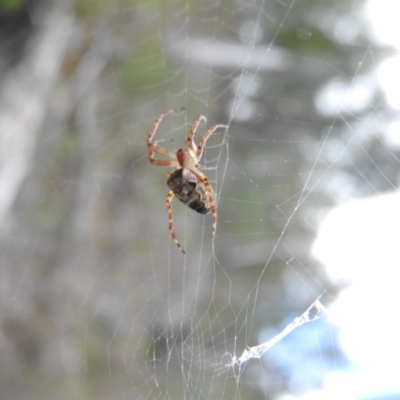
75,0,125,18
118,48,169,94
0,0,23,12
75,0,158,20
277,28,338,55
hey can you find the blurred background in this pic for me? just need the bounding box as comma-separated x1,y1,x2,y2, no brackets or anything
1,0,399,399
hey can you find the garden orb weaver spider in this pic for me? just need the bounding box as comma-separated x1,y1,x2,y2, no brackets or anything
147,108,227,254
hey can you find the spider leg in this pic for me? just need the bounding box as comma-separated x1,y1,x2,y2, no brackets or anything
148,158,179,167
147,108,185,165
148,143,179,166
186,115,207,153
196,164,217,171
147,107,185,144
166,190,186,254
196,124,228,160
197,171,217,238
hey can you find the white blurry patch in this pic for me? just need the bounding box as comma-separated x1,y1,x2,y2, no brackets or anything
312,192,400,398
384,119,400,149
364,1,400,110
228,98,257,121
313,192,400,283
332,15,361,45
239,19,264,45
315,76,374,116
377,56,400,110
364,0,400,49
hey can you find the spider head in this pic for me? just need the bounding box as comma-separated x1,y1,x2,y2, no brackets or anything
176,148,197,169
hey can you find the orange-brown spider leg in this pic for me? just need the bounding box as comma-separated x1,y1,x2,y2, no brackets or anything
197,172,217,238
186,115,207,152
196,124,228,159
148,150,179,167
147,107,185,144
147,108,185,165
166,190,186,254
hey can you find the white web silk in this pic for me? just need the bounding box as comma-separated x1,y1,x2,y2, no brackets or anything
226,299,327,370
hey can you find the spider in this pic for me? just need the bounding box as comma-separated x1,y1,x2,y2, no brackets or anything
147,108,227,253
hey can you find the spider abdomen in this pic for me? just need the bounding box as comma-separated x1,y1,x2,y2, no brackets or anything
167,168,211,214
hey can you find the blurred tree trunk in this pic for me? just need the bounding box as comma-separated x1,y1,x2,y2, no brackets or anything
0,2,74,233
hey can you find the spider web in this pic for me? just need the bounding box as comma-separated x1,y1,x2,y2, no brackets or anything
0,0,400,399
